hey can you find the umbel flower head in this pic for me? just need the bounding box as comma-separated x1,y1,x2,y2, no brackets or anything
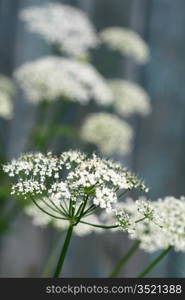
117,196,185,252
14,56,112,106
3,151,147,230
80,112,133,156
0,74,15,119
20,2,99,58
100,27,150,64
110,80,151,117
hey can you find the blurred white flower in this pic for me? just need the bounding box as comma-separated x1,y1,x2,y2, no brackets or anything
157,196,185,252
100,27,150,64
20,2,98,57
14,56,112,106
0,75,15,119
120,196,185,252
25,200,52,227
110,80,151,117
80,112,133,156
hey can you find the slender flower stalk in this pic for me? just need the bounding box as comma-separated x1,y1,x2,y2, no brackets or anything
53,225,74,278
79,220,118,229
42,236,64,277
32,100,73,152
137,246,172,278
109,241,140,278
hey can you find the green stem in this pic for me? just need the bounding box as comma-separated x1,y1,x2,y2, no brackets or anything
53,225,73,278
79,220,119,229
135,217,147,223
31,99,71,152
42,236,64,277
118,189,129,199
75,195,89,222
137,246,172,278
109,241,140,278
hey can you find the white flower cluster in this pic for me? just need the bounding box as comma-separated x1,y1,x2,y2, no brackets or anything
20,2,98,57
80,113,133,156
110,80,151,117
3,151,147,214
14,56,112,106
0,74,15,119
3,152,62,180
119,196,185,252
100,27,150,64
93,187,117,212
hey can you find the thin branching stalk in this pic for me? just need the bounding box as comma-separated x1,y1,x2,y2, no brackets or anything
30,195,68,220
118,189,129,199
41,197,63,215
109,241,140,278
137,246,172,278
135,217,146,223
79,220,118,229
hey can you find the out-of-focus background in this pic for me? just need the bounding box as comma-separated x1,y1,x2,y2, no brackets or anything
0,0,185,277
